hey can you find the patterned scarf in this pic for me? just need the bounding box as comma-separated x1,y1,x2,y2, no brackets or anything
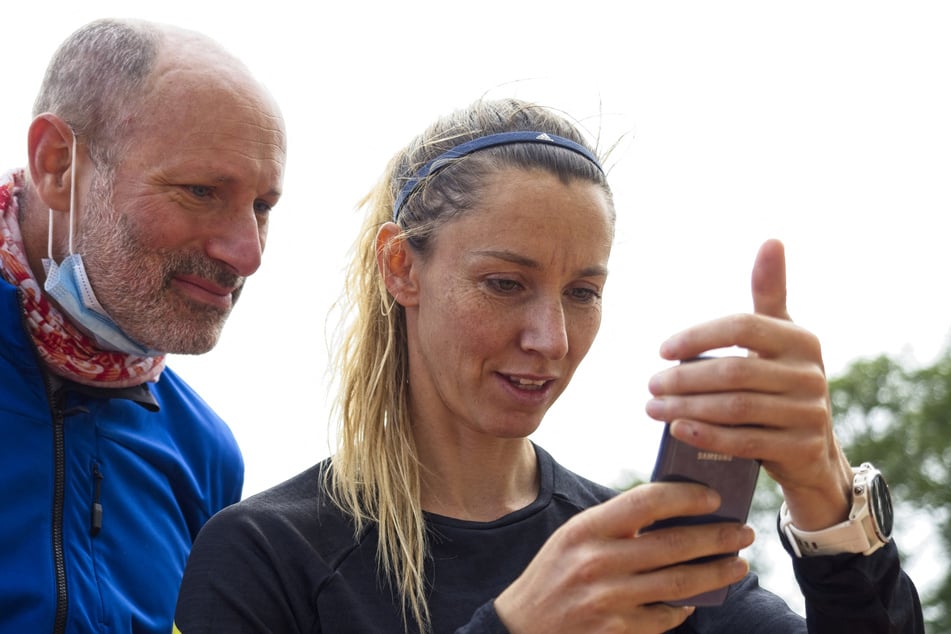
0,169,165,387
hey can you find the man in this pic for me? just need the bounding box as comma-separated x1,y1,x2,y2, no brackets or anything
0,18,285,632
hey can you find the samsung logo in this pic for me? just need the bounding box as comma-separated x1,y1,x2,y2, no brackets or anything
698,452,733,462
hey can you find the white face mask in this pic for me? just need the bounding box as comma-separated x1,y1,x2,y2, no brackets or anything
41,133,161,357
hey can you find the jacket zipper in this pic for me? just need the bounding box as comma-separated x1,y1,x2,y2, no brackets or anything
50,391,69,634
21,287,71,633
20,288,94,632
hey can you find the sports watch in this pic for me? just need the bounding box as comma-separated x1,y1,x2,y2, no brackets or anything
780,462,894,557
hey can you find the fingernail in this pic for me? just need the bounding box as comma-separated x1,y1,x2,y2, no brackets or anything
740,525,756,547
659,339,678,359
732,558,750,577
645,398,667,419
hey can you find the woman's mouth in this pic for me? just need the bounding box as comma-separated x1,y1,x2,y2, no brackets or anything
505,375,549,391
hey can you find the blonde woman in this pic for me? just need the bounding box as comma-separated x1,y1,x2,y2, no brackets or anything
176,98,922,633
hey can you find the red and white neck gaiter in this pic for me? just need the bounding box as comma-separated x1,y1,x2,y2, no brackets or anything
0,169,165,387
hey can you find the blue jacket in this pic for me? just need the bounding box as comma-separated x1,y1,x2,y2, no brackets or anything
0,277,244,633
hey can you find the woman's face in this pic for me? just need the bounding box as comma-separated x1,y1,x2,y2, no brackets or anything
399,167,614,443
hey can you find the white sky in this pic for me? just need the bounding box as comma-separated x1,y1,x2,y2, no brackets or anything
3,0,947,611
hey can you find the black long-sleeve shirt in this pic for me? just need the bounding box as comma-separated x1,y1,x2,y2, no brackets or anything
175,445,923,633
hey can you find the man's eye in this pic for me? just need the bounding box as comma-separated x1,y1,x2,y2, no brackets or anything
188,185,213,198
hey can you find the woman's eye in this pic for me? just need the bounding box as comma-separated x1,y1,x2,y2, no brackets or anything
569,287,601,303
488,278,521,293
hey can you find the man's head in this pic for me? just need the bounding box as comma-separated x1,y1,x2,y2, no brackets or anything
25,19,286,354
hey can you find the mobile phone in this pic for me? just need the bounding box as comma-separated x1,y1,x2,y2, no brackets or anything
644,358,761,606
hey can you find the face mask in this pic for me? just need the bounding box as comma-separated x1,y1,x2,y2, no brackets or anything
41,133,161,357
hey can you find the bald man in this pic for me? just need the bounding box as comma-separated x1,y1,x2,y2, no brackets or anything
0,18,285,632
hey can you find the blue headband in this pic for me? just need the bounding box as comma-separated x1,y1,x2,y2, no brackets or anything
392,131,604,221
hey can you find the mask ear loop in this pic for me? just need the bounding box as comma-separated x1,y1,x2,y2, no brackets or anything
47,132,78,261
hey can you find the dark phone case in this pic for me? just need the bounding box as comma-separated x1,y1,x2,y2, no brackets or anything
646,423,761,606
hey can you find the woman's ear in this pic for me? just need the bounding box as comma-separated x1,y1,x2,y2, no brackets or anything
376,222,420,307
27,114,75,212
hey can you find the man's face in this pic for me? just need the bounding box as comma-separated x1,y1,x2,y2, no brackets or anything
72,55,286,354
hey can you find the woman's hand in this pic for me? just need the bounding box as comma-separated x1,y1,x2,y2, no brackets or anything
494,482,754,633
645,239,854,531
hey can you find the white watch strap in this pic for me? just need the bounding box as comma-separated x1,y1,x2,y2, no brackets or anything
780,502,876,557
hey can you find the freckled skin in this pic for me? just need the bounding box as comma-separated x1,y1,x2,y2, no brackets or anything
402,168,614,448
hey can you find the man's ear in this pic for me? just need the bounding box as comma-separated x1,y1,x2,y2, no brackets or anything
376,222,420,307
27,114,75,212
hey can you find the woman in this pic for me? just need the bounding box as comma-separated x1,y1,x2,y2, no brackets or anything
175,98,922,633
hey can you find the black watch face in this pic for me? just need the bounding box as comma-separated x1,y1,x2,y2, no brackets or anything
869,474,894,540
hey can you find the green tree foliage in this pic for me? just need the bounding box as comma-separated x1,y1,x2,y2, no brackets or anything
828,344,951,631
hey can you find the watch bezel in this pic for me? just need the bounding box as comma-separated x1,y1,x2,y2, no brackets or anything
865,469,894,543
